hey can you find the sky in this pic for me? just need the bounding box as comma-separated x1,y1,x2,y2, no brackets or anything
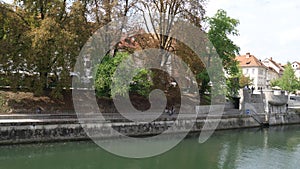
3,0,300,64
206,0,300,64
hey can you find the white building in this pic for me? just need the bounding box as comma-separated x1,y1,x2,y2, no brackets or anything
262,57,284,76
266,68,280,88
236,53,268,90
236,53,281,91
262,57,282,88
292,61,300,80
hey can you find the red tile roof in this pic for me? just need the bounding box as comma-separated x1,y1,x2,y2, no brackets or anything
235,53,266,68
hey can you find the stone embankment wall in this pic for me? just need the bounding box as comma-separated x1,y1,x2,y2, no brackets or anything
269,111,300,125
0,123,87,144
0,114,262,145
239,88,300,125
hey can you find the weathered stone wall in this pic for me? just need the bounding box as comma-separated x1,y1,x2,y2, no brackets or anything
0,115,262,145
1,111,300,145
0,124,87,144
269,111,300,125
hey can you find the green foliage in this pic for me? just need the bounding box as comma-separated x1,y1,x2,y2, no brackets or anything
28,17,76,95
95,52,152,98
226,69,252,97
128,68,153,96
271,63,299,93
270,79,279,88
197,69,215,94
0,1,91,98
0,76,9,86
1,0,208,99
197,54,227,103
207,9,240,76
0,3,31,90
206,9,240,97
95,54,121,97
239,74,253,88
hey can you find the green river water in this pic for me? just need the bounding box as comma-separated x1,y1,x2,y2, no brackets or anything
1,125,300,169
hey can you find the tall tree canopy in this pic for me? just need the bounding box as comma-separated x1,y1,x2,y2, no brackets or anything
0,1,241,102
207,9,240,97
137,0,207,67
1,1,94,97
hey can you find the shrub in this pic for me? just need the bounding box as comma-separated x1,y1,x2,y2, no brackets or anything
95,52,152,98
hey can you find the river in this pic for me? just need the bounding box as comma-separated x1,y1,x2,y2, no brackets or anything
1,125,300,169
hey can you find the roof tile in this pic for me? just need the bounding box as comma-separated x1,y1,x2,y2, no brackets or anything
235,53,266,68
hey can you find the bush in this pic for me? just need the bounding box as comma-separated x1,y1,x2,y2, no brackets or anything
0,76,10,86
95,52,152,98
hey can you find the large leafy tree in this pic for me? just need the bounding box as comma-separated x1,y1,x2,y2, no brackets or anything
206,9,240,97
13,0,78,97
207,9,240,74
137,0,207,67
0,1,93,98
0,2,31,89
28,17,76,96
1,0,209,100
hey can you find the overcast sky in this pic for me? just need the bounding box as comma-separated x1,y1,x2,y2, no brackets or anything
206,0,300,64
3,0,299,64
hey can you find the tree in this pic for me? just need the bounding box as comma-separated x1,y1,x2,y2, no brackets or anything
95,52,152,98
271,63,299,93
1,0,209,100
137,0,207,67
1,1,94,98
239,74,252,88
206,9,240,97
0,2,31,90
28,17,76,96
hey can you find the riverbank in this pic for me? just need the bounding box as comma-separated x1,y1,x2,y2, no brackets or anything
1,88,300,145
1,110,300,145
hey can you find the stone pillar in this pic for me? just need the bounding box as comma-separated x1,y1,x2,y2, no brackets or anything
239,88,251,111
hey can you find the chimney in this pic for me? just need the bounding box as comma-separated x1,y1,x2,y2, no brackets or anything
246,52,250,58
270,57,273,61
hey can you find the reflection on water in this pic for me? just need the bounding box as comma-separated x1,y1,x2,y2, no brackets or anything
217,127,300,169
0,125,300,169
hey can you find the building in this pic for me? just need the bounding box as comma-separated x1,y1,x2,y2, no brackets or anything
292,61,300,80
261,57,282,88
236,53,279,91
262,57,284,76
